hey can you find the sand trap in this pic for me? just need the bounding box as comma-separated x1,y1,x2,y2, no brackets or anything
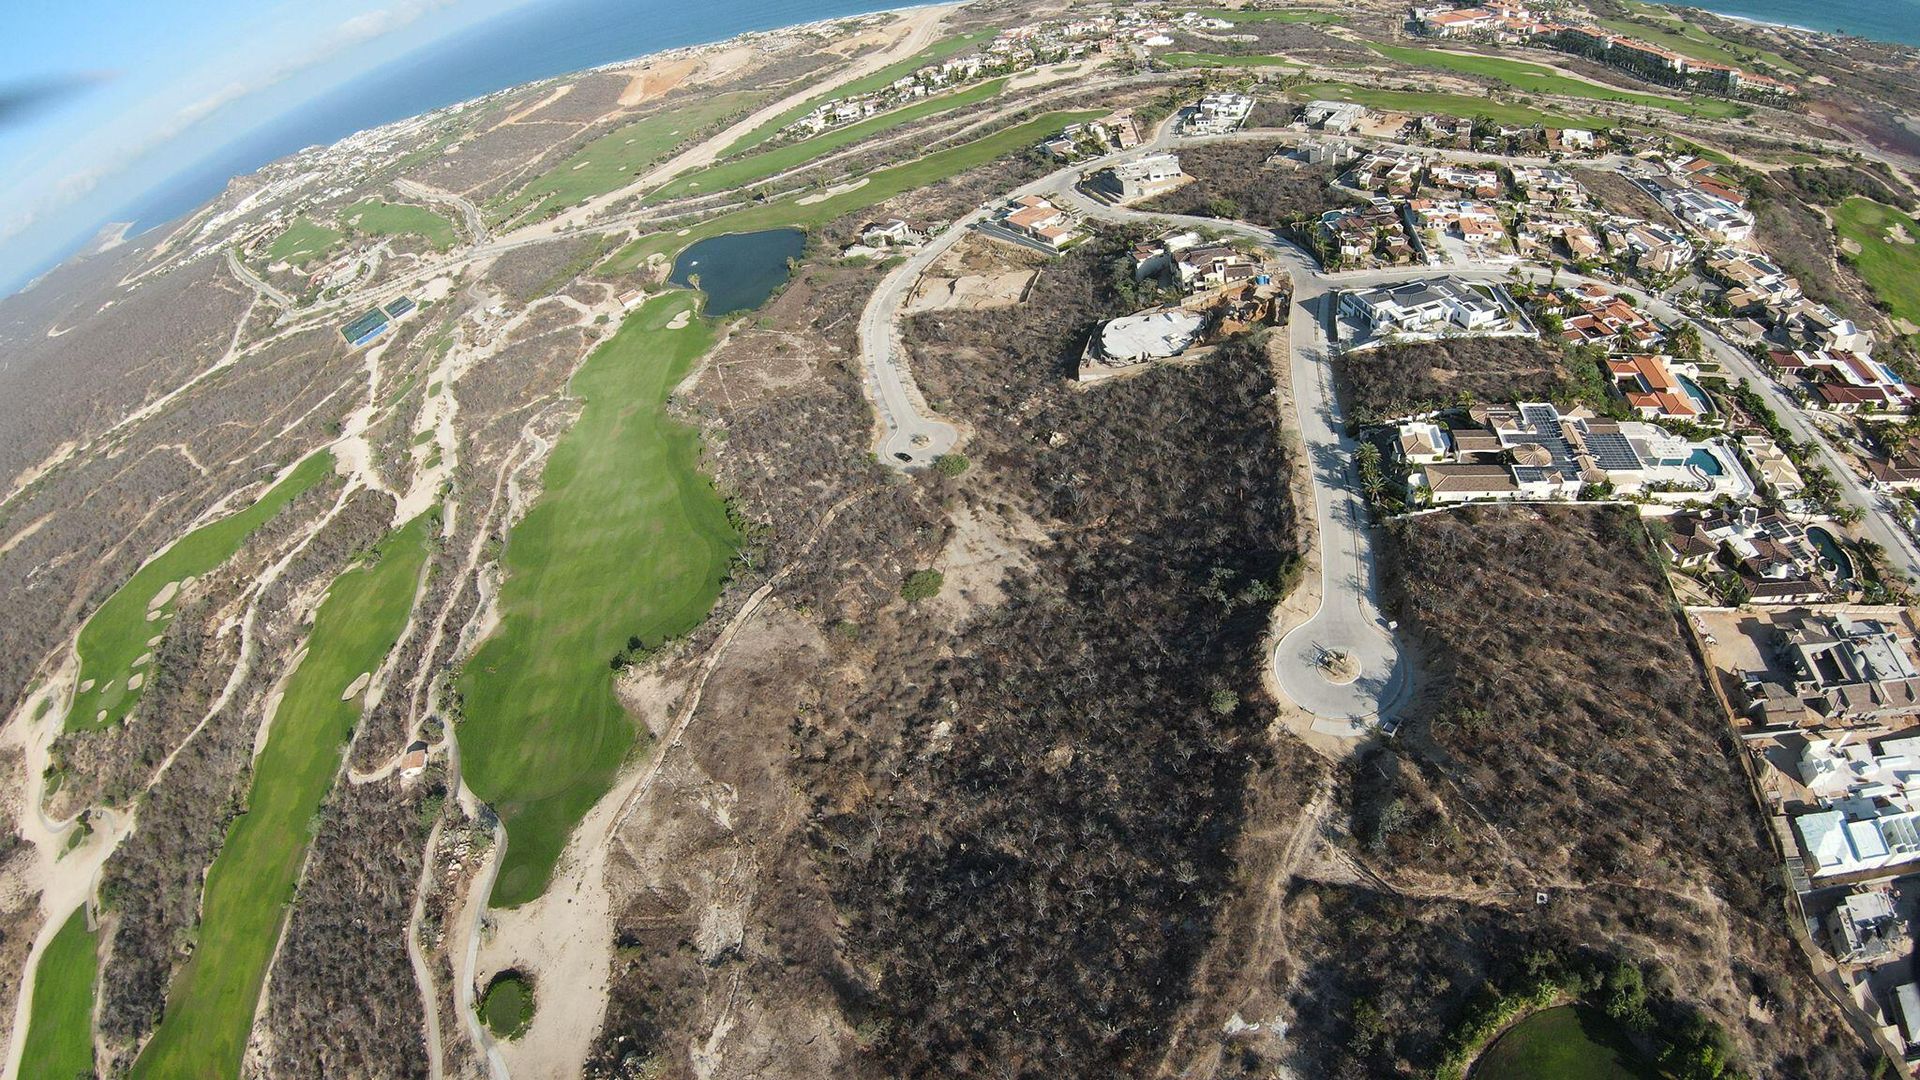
1840,238,1864,255
341,672,371,701
76,680,94,695
1888,223,1914,245
146,634,164,647
797,177,869,205
145,609,163,622
666,310,692,329
133,652,152,669
572,161,591,170
147,581,179,611
127,673,144,691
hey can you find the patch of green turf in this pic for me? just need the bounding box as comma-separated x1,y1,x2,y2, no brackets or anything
480,971,534,1039
129,514,431,1080
67,452,335,732
1598,1,1803,76
1287,82,1594,129
1471,1005,1659,1079
609,109,1104,272
647,78,1008,203
1365,42,1748,118
1834,197,1920,329
343,199,457,250
459,293,738,907
719,30,996,157
19,908,97,1080
492,91,763,223
1160,51,1302,70
267,217,345,266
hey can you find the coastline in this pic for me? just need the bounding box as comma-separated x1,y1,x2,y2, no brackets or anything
1650,0,1920,48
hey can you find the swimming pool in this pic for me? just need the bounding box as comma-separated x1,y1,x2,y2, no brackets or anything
1808,526,1855,581
1687,447,1725,476
1676,374,1715,417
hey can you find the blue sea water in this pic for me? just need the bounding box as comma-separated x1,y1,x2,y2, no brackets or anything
1660,0,1920,48
114,0,912,237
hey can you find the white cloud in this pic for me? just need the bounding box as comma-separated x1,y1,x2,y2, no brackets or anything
0,0,459,247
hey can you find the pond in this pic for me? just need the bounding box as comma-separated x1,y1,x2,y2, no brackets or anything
1808,525,1855,582
668,228,806,316
1472,1005,1657,1080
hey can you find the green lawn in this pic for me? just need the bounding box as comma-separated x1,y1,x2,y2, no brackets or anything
459,293,738,907
129,514,431,1080
491,91,763,223
1472,1005,1660,1079
19,909,97,1080
646,78,1008,203
1597,0,1803,76
343,199,457,250
67,452,335,732
1194,7,1344,23
1834,197,1920,329
1161,51,1302,70
609,108,1104,272
1288,82,1593,129
718,30,996,158
1366,42,1748,118
481,972,534,1038
267,217,345,266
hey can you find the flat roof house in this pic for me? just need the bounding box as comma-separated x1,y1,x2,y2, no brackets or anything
1340,277,1507,336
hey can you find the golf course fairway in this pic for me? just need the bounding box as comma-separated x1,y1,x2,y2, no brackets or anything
129,513,430,1080
18,908,98,1080
66,451,335,732
459,291,737,907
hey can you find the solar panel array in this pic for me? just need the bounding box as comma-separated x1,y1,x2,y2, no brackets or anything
1585,431,1642,472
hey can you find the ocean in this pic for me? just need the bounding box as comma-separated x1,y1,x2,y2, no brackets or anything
114,0,914,237
1661,0,1920,48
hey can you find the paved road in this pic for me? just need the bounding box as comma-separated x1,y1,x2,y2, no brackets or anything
397,178,489,246
225,247,292,308
1002,147,1417,729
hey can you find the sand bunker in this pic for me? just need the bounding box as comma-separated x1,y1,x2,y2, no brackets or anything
341,672,371,701
147,581,179,611
797,177,869,205
127,673,144,692
1888,223,1914,245
133,652,152,669
76,680,94,695
666,310,692,329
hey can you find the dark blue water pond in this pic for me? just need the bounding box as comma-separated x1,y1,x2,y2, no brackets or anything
669,229,806,316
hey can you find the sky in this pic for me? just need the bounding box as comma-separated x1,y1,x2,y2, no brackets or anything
0,0,525,292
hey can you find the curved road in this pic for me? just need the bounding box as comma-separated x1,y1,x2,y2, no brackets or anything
858,124,1415,728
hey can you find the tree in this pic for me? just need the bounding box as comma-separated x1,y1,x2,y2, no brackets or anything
934,453,970,477
900,569,945,602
